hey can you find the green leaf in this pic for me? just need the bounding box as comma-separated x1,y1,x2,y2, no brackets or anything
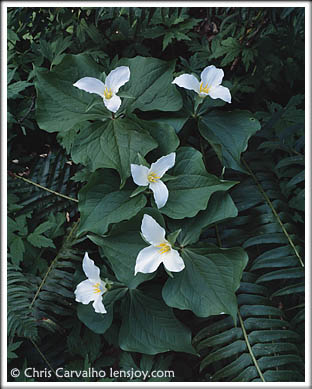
32,221,54,235
27,233,55,248
162,245,248,320
9,236,25,265
8,216,18,237
8,28,20,43
77,297,114,334
88,208,164,289
130,186,147,198
35,54,111,133
119,289,196,355
160,147,238,218
167,229,181,246
157,112,189,133
163,32,175,50
78,169,147,236
128,115,180,157
169,191,238,246
8,81,32,99
211,37,241,66
199,110,261,173
117,56,182,113
8,341,23,360
71,117,158,186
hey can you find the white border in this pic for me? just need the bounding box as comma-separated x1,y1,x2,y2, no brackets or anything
1,1,311,388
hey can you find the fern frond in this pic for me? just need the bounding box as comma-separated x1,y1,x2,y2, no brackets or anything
8,149,79,221
194,272,304,382
30,222,80,328
7,263,38,342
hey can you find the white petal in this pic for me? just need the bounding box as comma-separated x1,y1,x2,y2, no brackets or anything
105,66,130,94
150,180,169,209
172,74,200,93
163,249,185,272
209,85,231,103
131,164,149,186
103,94,121,113
74,279,96,304
73,77,105,97
92,296,107,314
150,152,176,178
134,245,164,275
82,252,100,282
141,214,166,245
200,65,224,88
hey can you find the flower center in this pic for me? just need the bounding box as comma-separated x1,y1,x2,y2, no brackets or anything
148,172,160,183
156,242,171,254
93,282,102,294
199,82,211,94
104,87,113,99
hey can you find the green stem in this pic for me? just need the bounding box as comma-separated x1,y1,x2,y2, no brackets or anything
12,173,78,203
31,339,57,378
242,158,304,268
238,310,266,382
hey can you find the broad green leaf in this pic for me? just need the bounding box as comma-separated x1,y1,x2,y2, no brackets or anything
119,289,196,355
156,112,189,133
76,289,126,334
78,169,147,236
160,147,238,219
71,117,158,186
117,56,182,113
168,191,238,246
199,110,261,173
162,245,248,320
88,208,164,289
127,115,180,157
35,54,110,133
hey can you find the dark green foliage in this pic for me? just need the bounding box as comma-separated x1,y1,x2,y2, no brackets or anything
7,6,305,383
194,273,304,382
193,94,305,382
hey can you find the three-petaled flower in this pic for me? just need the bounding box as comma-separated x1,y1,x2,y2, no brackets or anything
172,65,231,103
73,66,130,113
74,252,107,314
134,214,185,275
131,152,175,209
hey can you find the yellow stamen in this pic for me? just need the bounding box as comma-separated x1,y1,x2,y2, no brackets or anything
199,82,211,94
93,282,102,294
104,87,113,99
148,172,160,183
156,242,171,254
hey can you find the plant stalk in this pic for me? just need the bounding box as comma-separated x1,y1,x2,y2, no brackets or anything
242,158,304,267
238,310,266,382
12,173,78,203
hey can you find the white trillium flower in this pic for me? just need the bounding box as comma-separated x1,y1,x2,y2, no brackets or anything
172,65,231,103
135,214,185,275
73,66,130,113
131,152,175,209
74,252,107,314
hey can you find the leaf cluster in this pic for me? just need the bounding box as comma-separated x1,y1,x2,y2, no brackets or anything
7,6,305,383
